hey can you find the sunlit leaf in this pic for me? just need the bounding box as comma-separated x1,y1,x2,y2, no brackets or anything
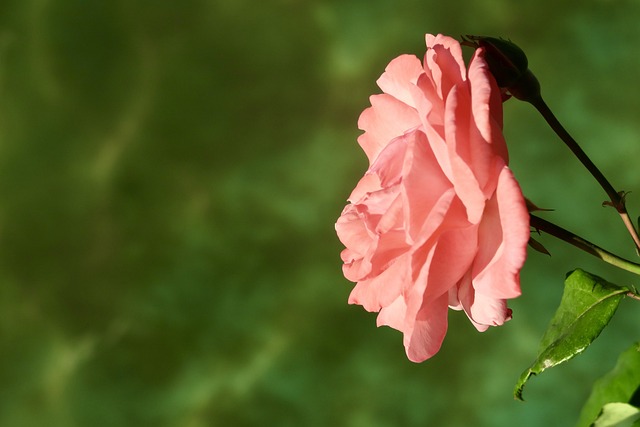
576,343,640,427
514,269,628,400
591,402,640,427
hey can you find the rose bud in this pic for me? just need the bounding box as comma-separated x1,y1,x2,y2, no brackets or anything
462,35,541,103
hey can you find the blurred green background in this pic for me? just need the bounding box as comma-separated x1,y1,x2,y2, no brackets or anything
1,1,639,426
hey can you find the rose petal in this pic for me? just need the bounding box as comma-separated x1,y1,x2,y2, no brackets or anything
472,166,529,299
404,293,450,362
349,253,410,311
425,34,466,100
369,136,408,188
400,130,453,240
457,273,513,330
336,33,529,362
444,85,486,224
376,54,425,107
347,173,381,203
358,94,421,165
465,53,501,194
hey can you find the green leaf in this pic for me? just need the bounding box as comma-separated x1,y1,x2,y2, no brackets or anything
575,342,640,427
591,402,640,427
514,269,627,400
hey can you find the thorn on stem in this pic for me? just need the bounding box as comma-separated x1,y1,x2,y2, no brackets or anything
528,237,551,256
602,191,630,211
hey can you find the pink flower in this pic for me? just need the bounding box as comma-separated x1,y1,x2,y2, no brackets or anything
335,34,530,362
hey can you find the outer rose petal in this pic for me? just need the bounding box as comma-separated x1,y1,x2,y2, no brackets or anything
466,48,507,195
369,136,408,188
347,173,381,204
336,33,529,362
425,34,466,99
404,293,450,362
376,54,425,107
410,74,451,178
468,48,506,148
357,94,421,164
468,292,512,328
376,295,406,334
349,253,410,312
472,166,530,299
377,279,450,362
444,85,486,224
335,205,372,260
455,272,513,330
399,130,452,240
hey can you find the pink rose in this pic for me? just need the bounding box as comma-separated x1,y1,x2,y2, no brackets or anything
335,34,530,362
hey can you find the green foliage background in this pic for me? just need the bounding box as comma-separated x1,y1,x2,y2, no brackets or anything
0,1,639,426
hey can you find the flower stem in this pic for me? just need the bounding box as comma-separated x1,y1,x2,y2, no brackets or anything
529,96,640,253
530,214,640,276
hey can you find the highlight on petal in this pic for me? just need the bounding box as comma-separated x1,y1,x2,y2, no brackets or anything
404,293,450,362
349,254,410,312
347,173,381,204
399,130,452,240
468,48,509,162
444,85,485,224
357,94,421,164
376,54,425,107
425,34,466,99
472,166,529,300
336,33,529,362
468,292,512,328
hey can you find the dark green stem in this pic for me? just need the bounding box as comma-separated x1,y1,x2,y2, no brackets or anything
530,214,640,276
529,96,640,252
